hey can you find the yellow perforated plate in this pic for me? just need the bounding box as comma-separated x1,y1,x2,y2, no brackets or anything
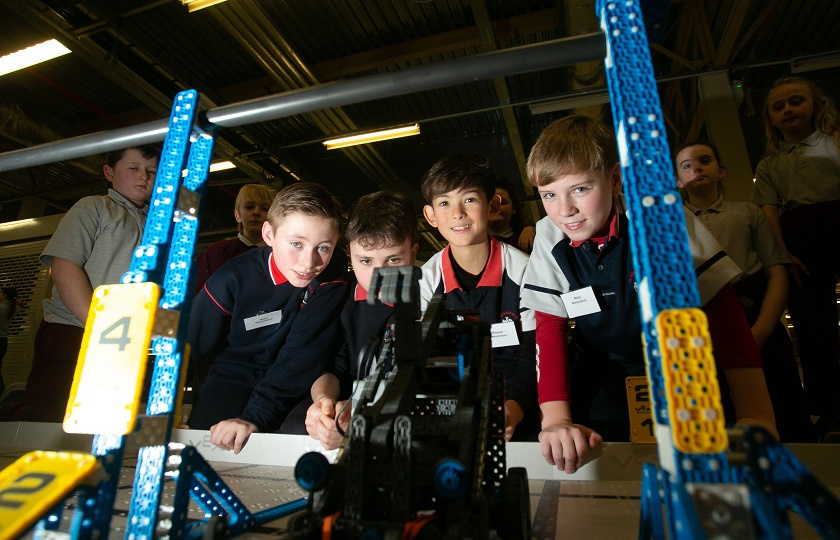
625,376,656,443
64,282,160,435
0,451,101,540
655,308,727,453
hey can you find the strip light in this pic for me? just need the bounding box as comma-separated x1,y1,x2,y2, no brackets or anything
529,90,610,115
323,124,420,150
0,39,71,77
180,0,229,13
209,160,235,172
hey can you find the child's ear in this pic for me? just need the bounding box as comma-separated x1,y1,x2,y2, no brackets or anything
610,162,623,195
261,220,274,245
488,194,501,217
409,242,419,264
422,205,438,227
103,165,114,183
234,209,243,223
675,176,685,189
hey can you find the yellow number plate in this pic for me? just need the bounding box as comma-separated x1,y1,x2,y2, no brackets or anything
626,376,656,443
64,283,160,435
0,451,101,540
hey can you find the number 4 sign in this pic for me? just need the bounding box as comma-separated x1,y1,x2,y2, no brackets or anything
625,376,656,444
64,283,160,435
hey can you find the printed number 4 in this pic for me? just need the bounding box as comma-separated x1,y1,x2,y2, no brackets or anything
99,316,131,351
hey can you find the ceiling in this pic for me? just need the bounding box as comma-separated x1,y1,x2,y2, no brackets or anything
0,0,838,257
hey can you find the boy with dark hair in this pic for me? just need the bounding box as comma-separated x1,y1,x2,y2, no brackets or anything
187,182,349,454
419,154,539,442
2,145,159,422
305,191,419,449
521,115,777,473
193,183,276,295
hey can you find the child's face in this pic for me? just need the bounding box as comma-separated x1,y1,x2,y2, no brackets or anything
422,188,499,248
235,196,271,239
103,149,158,207
350,237,419,293
262,213,339,288
489,187,514,228
537,164,621,243
675,145,724,193
767,82,815,142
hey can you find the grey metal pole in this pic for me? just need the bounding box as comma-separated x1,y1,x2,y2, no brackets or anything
0,32,605,173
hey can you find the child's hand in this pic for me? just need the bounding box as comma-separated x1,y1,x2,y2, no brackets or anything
209,418,258,454
504,400,524,442
538,421,602,474
787,254,809,289
305,398,350,450
518,226,536,253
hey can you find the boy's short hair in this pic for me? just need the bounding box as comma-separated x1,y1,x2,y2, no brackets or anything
526,115,617,186
267,182,343,231
346,191,418,250
104,145,161,169
420,154,496,203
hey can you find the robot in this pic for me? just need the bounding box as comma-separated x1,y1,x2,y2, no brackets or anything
288,266,530,539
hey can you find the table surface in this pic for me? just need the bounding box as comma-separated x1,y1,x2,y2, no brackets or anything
1,422,838,539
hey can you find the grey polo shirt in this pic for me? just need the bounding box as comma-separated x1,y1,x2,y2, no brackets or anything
752,130,840,213
685,196,789,280
41,189,148,327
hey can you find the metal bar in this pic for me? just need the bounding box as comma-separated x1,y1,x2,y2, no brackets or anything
0,32,605,173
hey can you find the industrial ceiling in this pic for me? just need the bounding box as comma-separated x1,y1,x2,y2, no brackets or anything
0,0,838,256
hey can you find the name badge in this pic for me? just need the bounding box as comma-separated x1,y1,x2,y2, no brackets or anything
244,309,283,331
560,286,601,318
491,321,520,348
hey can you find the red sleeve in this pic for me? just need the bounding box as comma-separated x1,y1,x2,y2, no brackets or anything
535,311,571,404
701,283,762,370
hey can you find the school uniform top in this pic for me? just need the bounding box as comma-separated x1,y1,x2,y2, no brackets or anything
193,234,264,295
41,189,148,327
685,196,789,280
419,238,538,431
189,246,349,431
752,130,840,213
521,208,758,420
327,277,395,400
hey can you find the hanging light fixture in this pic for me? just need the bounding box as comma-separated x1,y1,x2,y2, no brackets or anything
323,124,421,150
0,39,71,77
180,0,230,13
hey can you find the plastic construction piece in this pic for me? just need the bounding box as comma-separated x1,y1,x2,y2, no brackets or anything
655,309,726,454
0,451,101,540
64,282,160,435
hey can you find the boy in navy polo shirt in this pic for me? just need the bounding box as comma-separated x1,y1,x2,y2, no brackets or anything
419,154,539,442
305,191,419,450
187,182,349,454
521,115,777,473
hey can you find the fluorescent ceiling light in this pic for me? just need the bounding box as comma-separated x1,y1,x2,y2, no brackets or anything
0,39,71,77
529,91,610,115
323,124,420,150
791,53,840,74
181,0,229,12
209,160,236,172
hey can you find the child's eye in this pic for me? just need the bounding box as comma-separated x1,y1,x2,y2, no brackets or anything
387,257,403,265
318,245,332,253
541,192,555,199
437,201,449,207
358,259,371,265
572,186,588,194
290,241,302,248
465,197,477,203
147,169,157,176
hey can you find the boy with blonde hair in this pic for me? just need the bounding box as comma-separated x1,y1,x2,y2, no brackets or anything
193,183,276,294
521,115,777,473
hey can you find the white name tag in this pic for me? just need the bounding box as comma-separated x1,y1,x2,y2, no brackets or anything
560,286,601,318
491,321,520,348
244,309,283,331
